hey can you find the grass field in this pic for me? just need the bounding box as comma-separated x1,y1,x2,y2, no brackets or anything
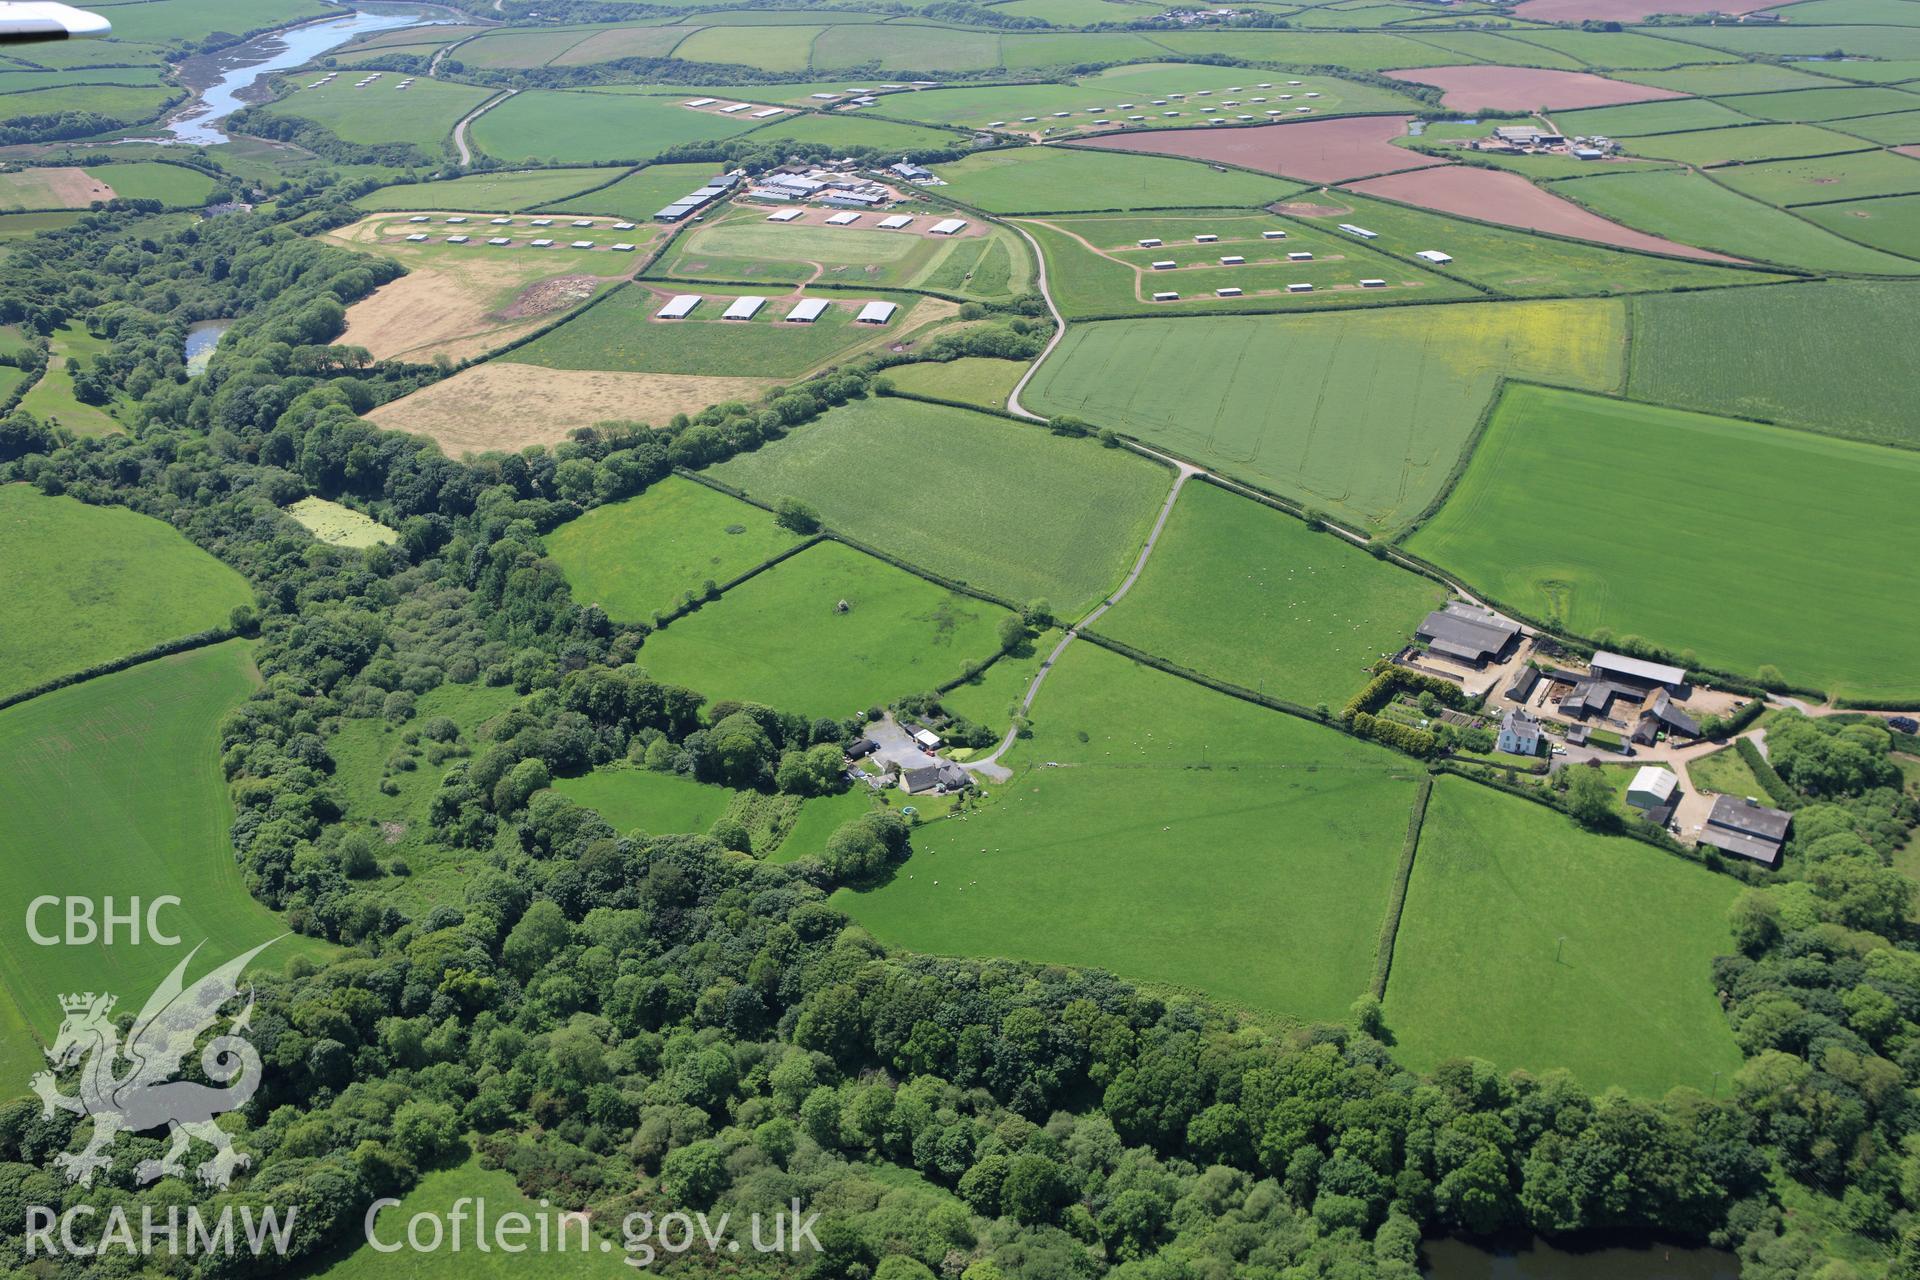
82,161,215,207
772,788,882,865
0,485,254,699
1096,482,1444,708
882,357,1027,410
355,168,615,213
535,162,732,221
319,1154,629,1278
1711,148,1920,206
1021,210,1473,317
1026,300,1626,533
656,206,1028,301
809,22,1003,72
1799,191,1920,258
17,323,123,436
256,75,491,152
938,146,1300,213
635,539,1015,718
1626,280,1920,446
1551,97,1753,138
1717,85,1920,124
1827,110,1920,146
939,643,1049,738
512,284,930,379
1284,190,1780,296
551,767,738,837
1382,779,1744,1096
1553,168,1920,274
470,90,763,165
545,475,801,623
1403,383,1920,699
284,497,396,548
707,397,1170,614
747,110,965,152
836,642,1422,1023
1688,744,1770,799
1621,123,1877,167
0,643,332,1093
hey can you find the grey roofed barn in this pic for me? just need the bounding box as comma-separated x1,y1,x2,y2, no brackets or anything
1591,650,1687,689
1707,793,1792,843
1417,602,1520,665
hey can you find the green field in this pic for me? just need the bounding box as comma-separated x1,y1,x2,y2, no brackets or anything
536,162,735,221
1717,85,1920,124
470,90,763,165
657,206,1029,301
836,641,1422,1023
1404,383,1920,699
1622,123,1877,167
1552,97,1755,138
86,161,215,206
551,767,739,837
545,474,801,623
1285,191,1780,296
635,539,1014,718
1711,148,1920,206
1382,779,1744,1096
256,75,492,152
938,643,1049,738
882,356,1027,410
773,787,883,865
938,146,1299,214
512,284,926,378
355,168,615,213
808,22,1003,72
321,1155,628,1278
1627,280,1920,446
707,396,1170,615
1799,191,1920,258
1688,744,1770,799
1826,110,1920,146
0,485,254,699
1097,482,1444,708
747,110,965,152
1020,210,1473,317
0,643,332,1093
1628,63,1850,95
1554,168,1920,274
1026,300,1626,533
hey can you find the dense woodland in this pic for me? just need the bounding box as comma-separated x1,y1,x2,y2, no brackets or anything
0,146,1919,1280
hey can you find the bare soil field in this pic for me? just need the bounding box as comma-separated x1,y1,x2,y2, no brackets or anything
367,362,777,455
1344,166,1743,261
1076,116,1442,184
1382,66,1685,112
1898,145,1920,160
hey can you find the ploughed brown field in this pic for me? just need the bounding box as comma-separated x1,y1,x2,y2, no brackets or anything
1343,167,1743,262
1381,66,1685,113
1074,115,1443,184
1513,0,1781,19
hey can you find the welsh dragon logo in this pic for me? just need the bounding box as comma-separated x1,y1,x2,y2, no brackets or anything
31,938,277,1189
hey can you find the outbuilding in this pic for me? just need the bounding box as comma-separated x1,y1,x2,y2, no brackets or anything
1152,291,1179,301
766,208,805,222
930,218,968,235
787,298,830,323
824,211,862,225
1698,795,1792,865
856,300,898,324
1627,765,1680,813
878,214,915,229
1415,249,1453,264
657,295,702,319
722,296,767,320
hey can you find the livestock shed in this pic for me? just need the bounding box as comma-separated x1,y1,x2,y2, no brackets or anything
930,218,968,235
787,298,831,323
878,215,915,229
1417,602,1522,667
856,301,898,325
1591,651,1687,692
1627,765,1680,813
658,295,703,319
1698,795,1792,866
723,296,768,320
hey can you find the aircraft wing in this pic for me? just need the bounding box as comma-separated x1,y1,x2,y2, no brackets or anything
0,2,111,41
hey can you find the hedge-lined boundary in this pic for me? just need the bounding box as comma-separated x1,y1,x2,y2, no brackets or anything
1735,736,1802,811
0,626,240,715
640,534,826,633
1371,775,1433,1000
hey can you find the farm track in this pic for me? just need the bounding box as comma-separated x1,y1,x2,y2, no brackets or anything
452,88,515,166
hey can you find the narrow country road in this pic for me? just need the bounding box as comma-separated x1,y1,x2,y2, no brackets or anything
1004,220,1065,422
451,88,513,166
